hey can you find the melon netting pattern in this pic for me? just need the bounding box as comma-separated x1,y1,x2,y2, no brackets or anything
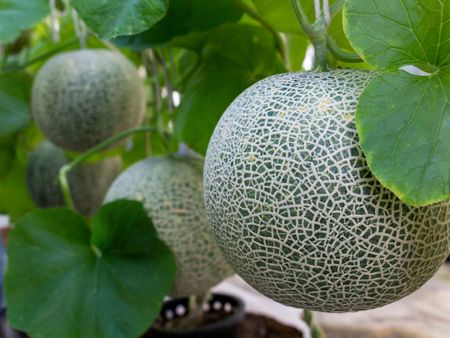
105,156,233,297
28,140,121,216
32,50,146,152
204,70,450,312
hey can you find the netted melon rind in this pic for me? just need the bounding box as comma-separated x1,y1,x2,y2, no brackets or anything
204,70,450,312
27,141,122,216
32,49,146,152
104,156,233,297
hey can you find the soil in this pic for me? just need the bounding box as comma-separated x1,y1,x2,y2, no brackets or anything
236,313,303,338
144,309,232,333
6,313,303,338
144,313,303,338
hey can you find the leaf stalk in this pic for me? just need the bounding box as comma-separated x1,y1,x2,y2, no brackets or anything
233,0,288,67
58,126,157,210
303,309,325,338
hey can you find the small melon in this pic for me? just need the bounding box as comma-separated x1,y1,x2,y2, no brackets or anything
204,70,450,312
31,49,146,152
104,156,233,297
27,141,122,216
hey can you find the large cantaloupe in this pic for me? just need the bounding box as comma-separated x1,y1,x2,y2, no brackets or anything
104,156,233,297
27,141,122,216
32,49,146,152
204,70,450,312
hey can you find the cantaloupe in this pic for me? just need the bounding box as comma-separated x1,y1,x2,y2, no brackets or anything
204,70,450,312
31,49,146,152
104,156,233,297
27,141,122,216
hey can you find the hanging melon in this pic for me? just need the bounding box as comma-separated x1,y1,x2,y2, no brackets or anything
27,141,122,216
105,156,233,297
203,70,450,312
31,49,146,152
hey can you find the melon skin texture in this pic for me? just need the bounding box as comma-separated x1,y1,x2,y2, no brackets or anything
32,49,146,152
204,70,450,312
104,156,233,297
27,141,122,216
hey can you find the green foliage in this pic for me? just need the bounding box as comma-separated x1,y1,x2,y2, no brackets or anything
0,145,14,177
113,0,243,49
356,71,450,206
253,0,310,34
344,0,449,71
0,0,49,43
71,0,169,39
0,0,449,335
0,72,31,140
0,153,35,220
175,24,285,154
344,0,450,206
5,200,176,338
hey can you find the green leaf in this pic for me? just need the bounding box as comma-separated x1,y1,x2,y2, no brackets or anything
252,0,307,34
0,73,32,140
113,0,243,50
343,0,450,71
71,0,169,39
5,200,176,338
0,154,35,221
0,145,14,178
175,24,284,154
0,0,49,43
357,71,450,206
344,0,450,206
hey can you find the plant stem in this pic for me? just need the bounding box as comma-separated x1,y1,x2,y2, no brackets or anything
233,0,288,66
149,50,162,113
49,0,60,43
303,309,325,338
154,50,175,112
291,0,315,36
1,37,78,73
327,36,363,63
329,0,344,18
174,56,201,91
314,0,321,21
72,10,87,48
58,126,157,210
322,0,331,26
291,0,328,71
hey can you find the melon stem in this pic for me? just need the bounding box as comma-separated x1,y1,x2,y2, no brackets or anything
303,309,324,338
291,0,362,70
58,126,157,211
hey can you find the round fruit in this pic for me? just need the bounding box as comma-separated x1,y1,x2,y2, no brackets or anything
27,141,122,216
104,156,233,297
31,49,146,152
204,70,450,312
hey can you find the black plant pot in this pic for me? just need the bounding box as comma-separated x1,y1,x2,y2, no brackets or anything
147,293,245,338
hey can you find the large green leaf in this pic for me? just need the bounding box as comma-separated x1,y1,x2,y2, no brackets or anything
0,0,49,43
344,0,450,71
344,0,450,206
356,71,450,206
175,24,284,154
113,0,243,49
5,200,176,338
71,0,169,39
0,154,35,221
0,72,32,140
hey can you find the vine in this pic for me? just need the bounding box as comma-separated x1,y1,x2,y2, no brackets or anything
58,126,157,210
